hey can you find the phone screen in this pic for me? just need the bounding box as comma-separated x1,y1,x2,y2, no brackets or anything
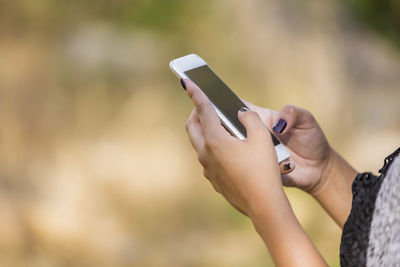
184,65,280,146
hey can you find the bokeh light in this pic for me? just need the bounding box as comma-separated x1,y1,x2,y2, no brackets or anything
0,1,399,266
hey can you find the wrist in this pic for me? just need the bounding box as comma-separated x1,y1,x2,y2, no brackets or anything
308,148,357,227
247,187,328,266
247,185,287,223
307,147,337,197
310,148,357,198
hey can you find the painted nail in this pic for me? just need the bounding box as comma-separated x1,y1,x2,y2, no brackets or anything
283,162,292,171
239,107,249,112
180,79,186,90
273,119,287,134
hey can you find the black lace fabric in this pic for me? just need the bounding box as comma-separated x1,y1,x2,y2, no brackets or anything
340,147,400,267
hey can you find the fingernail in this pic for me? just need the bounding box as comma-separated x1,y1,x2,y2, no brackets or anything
283,162,292,171
180,79,186,90
239,107,249,112
273,119,287,134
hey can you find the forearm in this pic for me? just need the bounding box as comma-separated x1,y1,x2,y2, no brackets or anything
249,189,328,267
311,149,357,228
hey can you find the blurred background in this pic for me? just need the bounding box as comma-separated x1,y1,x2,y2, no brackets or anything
0,0,399,266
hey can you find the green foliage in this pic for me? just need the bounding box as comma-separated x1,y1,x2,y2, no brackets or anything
0,0,203,34
112,0,187,31
345,0,400,46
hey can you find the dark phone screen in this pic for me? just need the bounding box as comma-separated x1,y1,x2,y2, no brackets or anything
184,65,280,145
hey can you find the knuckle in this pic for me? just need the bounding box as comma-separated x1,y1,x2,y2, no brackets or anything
202,168,208,178
202,168,212,180
187,87,194,98
197,151,208,167
197,102,212,114
284,105,297,115
204,137,219,151
245,111,260,121
197,103,205,114
185,119,191,133
204,141,213,151
212,184,221,194
303,109,314,120
244,111,263,128
248,111,259,119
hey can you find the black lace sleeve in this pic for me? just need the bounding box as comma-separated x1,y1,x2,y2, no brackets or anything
340,147,400,267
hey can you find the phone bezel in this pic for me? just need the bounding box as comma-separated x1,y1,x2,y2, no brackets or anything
170,54,246,140
169,54,290,163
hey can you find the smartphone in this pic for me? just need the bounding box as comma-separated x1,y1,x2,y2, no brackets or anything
169,54,290,163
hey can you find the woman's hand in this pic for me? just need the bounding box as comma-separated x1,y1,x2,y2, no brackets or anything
245,101,357,227
184,79,283,216
244,102,333,194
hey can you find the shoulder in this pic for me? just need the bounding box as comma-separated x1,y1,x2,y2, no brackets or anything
367,152,400,266
340,147,400,266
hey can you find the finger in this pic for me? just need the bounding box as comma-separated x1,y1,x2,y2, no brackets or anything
241,99,277,130
272,105,315,135
281,174,297,187
211,183,222,194
279,160,295,175
237,109,270,144
202,169,222,194
183,79,225,140
186,108,204,152
241,100,262,113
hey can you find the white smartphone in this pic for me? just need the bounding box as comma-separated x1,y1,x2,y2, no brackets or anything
170,54,290,163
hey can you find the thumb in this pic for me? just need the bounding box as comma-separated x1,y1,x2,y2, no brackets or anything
279,160,295,175
238,108,271,144
272,105,315,135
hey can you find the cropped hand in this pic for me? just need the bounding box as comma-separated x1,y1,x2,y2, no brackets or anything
184,80,283,216
244,101,333,194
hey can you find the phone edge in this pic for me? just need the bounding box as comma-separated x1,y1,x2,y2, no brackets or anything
169,55,290,163
170,57,246,141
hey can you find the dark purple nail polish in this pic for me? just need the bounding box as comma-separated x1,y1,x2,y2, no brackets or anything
283,163,291,171
180,79,186,90
273,119,287,134
239,107,249,112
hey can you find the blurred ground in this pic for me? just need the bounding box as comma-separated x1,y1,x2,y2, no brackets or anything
0,0,399,266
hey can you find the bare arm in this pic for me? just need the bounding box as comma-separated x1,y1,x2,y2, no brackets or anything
249,189,328,266
310,150,357,227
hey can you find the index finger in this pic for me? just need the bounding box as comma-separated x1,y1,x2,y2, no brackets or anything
186,108,204,152
183,79,225,140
